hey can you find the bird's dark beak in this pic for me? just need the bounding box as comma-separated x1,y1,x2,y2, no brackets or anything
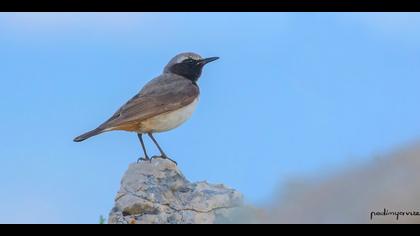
198,57,220,65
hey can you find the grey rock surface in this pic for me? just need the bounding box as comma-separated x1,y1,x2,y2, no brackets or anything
108,158,244,224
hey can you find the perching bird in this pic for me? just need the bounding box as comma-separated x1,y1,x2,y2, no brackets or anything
73,52,219,164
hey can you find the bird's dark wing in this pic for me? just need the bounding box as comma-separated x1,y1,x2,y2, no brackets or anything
98,74,199,130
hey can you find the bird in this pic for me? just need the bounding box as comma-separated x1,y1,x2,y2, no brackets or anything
73,52,219,164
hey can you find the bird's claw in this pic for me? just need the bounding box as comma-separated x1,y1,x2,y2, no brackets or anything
137,156,151,164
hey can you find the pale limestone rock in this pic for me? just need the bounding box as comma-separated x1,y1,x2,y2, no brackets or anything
109,158,244,224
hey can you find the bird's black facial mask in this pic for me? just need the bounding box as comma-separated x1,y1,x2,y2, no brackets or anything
169,57,219,82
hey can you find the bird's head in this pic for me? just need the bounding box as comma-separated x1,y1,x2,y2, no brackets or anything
164,52,219,82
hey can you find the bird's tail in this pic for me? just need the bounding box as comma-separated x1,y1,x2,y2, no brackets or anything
73,128,105,142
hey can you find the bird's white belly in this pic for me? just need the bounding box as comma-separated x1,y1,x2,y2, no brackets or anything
140,98,199,133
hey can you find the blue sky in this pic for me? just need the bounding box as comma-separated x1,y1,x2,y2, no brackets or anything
1,13,420,223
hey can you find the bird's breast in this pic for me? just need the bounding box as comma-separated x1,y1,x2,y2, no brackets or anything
139,97,199,133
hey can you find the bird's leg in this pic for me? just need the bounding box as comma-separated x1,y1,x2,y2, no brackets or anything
148,133,177,165
137,133,151,163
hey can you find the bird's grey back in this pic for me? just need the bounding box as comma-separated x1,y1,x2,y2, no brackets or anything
139,72,198,96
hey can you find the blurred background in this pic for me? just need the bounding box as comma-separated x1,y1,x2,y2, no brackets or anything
1,13,420,223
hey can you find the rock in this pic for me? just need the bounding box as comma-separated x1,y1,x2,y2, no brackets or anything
108,158,244,224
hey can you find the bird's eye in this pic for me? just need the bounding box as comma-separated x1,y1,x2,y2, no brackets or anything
186,59,195,64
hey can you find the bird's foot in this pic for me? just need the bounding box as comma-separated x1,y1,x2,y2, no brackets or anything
137,156,151,164
150,155,178,165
